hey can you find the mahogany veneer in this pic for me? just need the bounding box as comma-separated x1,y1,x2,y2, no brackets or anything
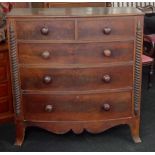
20,65,133,91
7,7,144,145
18,42,134,64
23,91,132,121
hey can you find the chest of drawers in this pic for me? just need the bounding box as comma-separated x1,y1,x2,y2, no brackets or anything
7,7,144,146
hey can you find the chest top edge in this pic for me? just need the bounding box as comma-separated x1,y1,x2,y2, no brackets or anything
7,7,144,19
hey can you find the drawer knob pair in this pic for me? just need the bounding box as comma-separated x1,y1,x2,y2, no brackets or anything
41,26,49,35
45,104,110,112
43,75,52,84
45,105,53,112
102,103,111,111
103,49,111,57
102,74,111,83
103,27,111,35
41,51,50,59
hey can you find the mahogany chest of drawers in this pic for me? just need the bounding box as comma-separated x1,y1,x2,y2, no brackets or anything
7,7,144,146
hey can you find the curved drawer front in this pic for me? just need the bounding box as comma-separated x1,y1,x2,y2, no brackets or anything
23,91,132,121
20,65,133,91
16,20,75,40
18,41,133,65
78,17,135,40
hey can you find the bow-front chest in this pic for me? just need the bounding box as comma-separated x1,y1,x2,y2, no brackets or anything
7,7,144,145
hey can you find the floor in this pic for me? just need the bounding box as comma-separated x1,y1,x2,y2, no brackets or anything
0,67,155,152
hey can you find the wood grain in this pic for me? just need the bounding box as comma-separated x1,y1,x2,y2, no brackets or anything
16,20,75,40
18,41,134,65
78,17,135,40
23,91,132,121
20,65,133,91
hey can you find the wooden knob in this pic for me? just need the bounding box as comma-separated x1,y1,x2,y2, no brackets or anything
41,26,49,35
41,51,50,59
102,103,111,111
103,49,112,57
45,105,53,112
102,74,111,83
43,75,52,84
103,27,111,35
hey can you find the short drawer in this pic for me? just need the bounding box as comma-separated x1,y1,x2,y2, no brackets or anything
18,41,133,65
20,65,133,91
0,84,8,97
16,20,75,40
77,17,135,40
23,91,132,121
0,65,8,82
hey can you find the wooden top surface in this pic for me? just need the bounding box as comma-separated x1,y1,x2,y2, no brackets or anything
7,7,144,18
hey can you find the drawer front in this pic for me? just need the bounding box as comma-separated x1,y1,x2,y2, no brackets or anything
20,65,133,91
0,65,7,82
0,97,9,113
16,20,75,40
18,41,133,65
78,17,135,40
0,84,8,97
23,91,132,121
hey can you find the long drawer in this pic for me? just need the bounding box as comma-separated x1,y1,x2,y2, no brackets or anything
20,65,133,91
23,91,132,121
16,20,75,40
77,17,135,40
18,41,134,65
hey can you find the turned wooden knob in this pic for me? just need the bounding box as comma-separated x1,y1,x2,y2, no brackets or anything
102,74,111,83
41,51,50,59
45,105,53,112
43,75,52,84
103,49,112,57
102,103,111,111
103,27,111,35
41,26,49,35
